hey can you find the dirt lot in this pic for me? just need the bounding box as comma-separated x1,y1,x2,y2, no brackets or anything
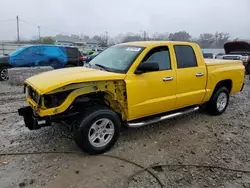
0,77,250,188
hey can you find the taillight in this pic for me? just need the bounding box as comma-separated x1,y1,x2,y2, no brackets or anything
241,56,249,62
78,56,84,61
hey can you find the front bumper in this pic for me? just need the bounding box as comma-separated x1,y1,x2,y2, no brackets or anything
18,106,81,130
18,106,50,130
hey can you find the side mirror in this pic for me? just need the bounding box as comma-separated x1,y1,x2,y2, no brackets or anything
135,62,159,74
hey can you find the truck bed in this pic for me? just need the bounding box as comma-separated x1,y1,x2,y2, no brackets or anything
204,59,242,66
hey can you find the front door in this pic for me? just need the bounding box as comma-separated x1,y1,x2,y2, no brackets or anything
174,45,207,108
13,46,46,67
125,46,177,120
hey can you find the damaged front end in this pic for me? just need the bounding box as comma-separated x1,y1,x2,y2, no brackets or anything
18,80,127,130
18,106,81,130
18,84,81,130
18,106,49,130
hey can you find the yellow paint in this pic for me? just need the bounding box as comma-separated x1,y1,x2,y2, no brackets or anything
27,81,127,119
25,67,126,94
24,41,245,121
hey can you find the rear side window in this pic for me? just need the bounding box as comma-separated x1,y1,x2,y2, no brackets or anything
65,47,80,58
44,46,64,57
31,46,44,56
174,45,197,68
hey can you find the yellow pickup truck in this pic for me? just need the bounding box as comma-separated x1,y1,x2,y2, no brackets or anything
18,41,245,154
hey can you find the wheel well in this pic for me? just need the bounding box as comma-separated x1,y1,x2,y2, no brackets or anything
214,80,232,93
72,92,125,120
0,65,12,69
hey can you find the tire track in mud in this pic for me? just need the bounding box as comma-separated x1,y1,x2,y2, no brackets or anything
0,92,27,115
0,91,23,96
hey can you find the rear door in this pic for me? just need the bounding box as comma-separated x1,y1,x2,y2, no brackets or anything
65,47,81,65
42,46,67,68
174,45,207,108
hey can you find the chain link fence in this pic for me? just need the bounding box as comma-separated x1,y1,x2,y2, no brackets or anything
0,43,28,55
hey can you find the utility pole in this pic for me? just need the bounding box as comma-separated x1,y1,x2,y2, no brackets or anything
140,30,147,41
38,26,41,43
105,31,108,46
16,16,20,45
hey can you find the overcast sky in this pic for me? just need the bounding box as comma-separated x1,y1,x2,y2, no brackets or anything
0,0,249,40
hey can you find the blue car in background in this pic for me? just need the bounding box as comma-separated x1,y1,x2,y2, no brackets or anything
0,45,83,81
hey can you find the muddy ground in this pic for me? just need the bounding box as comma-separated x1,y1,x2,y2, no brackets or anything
0,77,250,188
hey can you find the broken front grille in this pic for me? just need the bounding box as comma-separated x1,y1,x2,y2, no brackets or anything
25,86,40,104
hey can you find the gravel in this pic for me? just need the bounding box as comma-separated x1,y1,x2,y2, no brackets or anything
0,76,249,188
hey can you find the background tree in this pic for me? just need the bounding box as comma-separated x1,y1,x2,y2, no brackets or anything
92,35,108,47
151,32,169,41
169,31,191,41
41,37,55,44
121,33,143,43
198,33,215,48
214,32,230,48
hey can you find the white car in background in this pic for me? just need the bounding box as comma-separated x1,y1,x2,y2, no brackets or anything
221,41,250,74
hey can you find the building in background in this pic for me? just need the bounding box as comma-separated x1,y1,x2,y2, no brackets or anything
54,34,100,52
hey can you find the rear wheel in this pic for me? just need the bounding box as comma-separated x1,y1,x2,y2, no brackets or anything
206,87,229,115
0,66,9,81
74,106,121,155
246,63,250,75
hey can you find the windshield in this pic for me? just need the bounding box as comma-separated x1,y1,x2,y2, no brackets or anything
89,45,144,73
10,46,28,56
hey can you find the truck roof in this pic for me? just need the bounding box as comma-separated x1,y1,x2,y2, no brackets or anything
118,41,196,47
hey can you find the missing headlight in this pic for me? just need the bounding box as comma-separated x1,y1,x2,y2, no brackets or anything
25,86,40,104
43,90,73,108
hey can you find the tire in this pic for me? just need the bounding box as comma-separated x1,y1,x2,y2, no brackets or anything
246,63,250,75
0,66,9,81
64,64,75,68
207,87,229,115
74,106,121,155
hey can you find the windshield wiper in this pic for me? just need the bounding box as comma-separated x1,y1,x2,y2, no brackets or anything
94,64,110,71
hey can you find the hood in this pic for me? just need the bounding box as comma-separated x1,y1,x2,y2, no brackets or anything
25,67,126,94
224,41,250,54
0,55,9,64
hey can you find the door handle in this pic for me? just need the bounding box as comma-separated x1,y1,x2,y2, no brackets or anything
196,72,204,77
163,77,174,81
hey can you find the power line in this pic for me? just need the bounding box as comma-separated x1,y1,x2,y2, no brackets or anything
19,18,69,35
19,19,38,27
0,19,15,23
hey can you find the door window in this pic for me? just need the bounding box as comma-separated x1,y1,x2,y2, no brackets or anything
31,46,44,56
174,45,197,68
65,47,79,58
142,46,171,70
21,47,33,57
44,46,63,57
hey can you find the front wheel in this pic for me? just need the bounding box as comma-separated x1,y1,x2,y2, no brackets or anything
0,66,9,81
206,87,229,115
74,107,121,155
